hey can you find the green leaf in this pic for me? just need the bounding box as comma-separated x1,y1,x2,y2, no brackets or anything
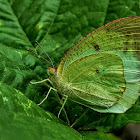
0,82,82,140
81,131,120,140
0,0,140,139
80,98,140,132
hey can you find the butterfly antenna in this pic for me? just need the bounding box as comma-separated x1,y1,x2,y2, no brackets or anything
27,49,54,67
35,41,54,67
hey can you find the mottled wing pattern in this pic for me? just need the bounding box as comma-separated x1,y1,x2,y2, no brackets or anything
61,53,125,108
57,17,140,113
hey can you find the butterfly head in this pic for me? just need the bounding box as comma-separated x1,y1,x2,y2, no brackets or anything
47,66,57,77
47,66,60,89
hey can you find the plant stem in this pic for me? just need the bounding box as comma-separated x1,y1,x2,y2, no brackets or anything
70,108,89,128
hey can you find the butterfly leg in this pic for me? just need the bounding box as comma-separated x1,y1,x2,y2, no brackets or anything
30,79,51,84
58,94,68,118
38,87,57,105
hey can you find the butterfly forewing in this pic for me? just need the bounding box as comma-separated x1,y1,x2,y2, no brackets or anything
57,17,140,79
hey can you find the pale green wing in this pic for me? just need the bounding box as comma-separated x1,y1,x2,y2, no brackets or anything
57,17,140,113
61,53,126,111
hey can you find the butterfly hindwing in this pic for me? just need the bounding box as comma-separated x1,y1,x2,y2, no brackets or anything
61,53,125,110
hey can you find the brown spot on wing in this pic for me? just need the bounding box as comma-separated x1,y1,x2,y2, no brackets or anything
96,70,99,73
94,44,100,51
91,42,100,51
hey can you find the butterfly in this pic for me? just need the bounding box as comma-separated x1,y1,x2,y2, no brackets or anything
31,16,140,115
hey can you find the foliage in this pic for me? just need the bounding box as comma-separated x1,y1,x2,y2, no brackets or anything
0,0,140,139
